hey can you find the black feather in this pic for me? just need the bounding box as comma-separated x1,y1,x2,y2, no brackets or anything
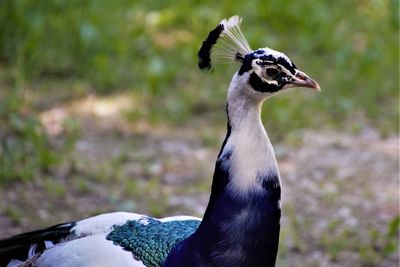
0,221,76,266
197,23,224,71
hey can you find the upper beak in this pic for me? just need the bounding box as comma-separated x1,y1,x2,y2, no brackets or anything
287,70,321,91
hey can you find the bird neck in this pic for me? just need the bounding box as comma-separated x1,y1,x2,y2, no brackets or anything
222,81,280,194
164,79,281,267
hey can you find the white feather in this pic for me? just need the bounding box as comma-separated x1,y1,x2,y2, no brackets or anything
72,212,201,237
212,15,252,64
36,214,201,267
6,259,23,267
220,16,252,54
44,240,55,249
37,234,145,267
72,212,145,237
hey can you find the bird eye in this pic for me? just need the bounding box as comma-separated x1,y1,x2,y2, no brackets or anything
266,68,279,78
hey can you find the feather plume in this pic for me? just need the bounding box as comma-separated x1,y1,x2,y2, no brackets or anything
198,16,252,70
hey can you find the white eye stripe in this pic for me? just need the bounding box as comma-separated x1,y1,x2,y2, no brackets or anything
256,60,274,66
255,61,294,77
276,64,294,77
264,66,279,70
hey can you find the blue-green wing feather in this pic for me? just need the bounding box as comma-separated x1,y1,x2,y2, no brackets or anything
107,218,200,267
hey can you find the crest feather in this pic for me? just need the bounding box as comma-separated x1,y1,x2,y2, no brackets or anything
198,15,252,71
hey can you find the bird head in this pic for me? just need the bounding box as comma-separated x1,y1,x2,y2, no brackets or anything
198,16,320,98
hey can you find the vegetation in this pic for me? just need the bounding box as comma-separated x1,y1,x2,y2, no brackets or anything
0,1,398,266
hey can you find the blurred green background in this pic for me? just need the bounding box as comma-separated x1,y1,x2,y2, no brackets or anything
0,0,398,266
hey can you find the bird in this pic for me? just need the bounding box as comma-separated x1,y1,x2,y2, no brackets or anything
0,15,320,267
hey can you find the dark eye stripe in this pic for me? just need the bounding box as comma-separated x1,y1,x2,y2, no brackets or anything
257,60,274,66
249,72,281,93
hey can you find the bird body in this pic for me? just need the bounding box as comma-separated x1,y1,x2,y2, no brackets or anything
0,16,319,267
2,212,201,267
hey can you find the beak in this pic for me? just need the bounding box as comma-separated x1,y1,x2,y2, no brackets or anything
286,70,321,91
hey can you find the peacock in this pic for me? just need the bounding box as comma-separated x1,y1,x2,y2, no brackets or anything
0,16,320,267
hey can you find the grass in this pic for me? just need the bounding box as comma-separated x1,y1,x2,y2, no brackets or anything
1,1,398,118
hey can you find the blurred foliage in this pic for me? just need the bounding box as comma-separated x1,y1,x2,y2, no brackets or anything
0,0,398,126
0,86,79,183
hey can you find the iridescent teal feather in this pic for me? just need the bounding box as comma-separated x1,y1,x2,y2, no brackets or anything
106,218,200,267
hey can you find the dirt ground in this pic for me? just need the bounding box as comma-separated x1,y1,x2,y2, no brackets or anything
0,95,398,267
